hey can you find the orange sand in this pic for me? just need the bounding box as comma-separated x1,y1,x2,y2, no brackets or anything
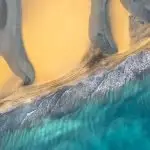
0,0,130,96
109,0,130,53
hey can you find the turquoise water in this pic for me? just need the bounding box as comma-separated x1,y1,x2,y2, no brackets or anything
1,75,150,150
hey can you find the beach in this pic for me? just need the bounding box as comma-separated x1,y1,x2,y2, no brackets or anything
0,0,130,97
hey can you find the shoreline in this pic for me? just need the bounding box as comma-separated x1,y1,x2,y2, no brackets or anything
1,50,150,132
0,42,150,114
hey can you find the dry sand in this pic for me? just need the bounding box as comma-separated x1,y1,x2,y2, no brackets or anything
109,0,130,53
0,0,130,98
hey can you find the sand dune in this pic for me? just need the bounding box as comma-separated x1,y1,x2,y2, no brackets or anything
0,0,130,98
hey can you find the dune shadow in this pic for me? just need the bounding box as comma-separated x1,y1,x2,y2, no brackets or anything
81,0,119,68
88,0,117,55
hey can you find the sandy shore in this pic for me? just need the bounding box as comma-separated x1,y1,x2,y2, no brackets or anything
0,0,130,98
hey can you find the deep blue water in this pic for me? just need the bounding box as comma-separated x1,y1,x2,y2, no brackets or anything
1,74,150,150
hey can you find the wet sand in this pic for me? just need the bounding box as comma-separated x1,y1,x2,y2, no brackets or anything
0,0,130,98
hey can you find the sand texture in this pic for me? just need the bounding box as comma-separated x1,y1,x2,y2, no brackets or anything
0,0,150,112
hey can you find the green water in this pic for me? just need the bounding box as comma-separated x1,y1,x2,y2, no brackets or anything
1,75,150,150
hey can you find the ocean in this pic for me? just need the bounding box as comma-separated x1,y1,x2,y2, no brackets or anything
1,74,150,150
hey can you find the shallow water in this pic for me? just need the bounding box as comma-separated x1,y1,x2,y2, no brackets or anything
1,73,150,150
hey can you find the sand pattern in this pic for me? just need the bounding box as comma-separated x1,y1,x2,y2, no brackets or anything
0,0,150,116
